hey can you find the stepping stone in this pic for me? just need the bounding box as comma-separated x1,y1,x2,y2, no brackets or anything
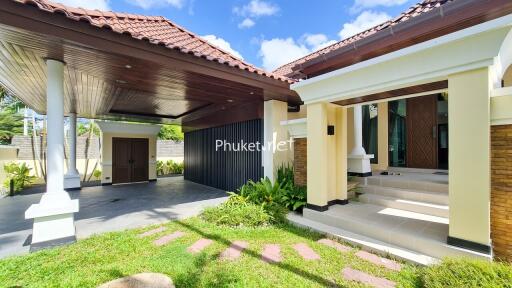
187,238,213,254
317,238,351,253
153,231,185,246
293,243,320,260
98,272,174,288
342,267,396,288
220,241,248,261
355,251,401,271
261,244,281,263
138,227,166,238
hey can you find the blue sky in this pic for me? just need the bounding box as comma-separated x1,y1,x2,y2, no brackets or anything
58,0,417,71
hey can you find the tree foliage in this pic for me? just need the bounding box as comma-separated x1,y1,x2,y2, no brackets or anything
77,121,100,136
0,87,25,144
158,124,184,141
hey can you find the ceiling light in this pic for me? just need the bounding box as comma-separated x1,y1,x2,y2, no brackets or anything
115,79,127,84
227,99,234,103
249,92,254,95
125,64,132,69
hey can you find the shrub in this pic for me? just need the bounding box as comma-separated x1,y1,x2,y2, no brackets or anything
92,169,101,181
201,201,271,227
3,162,36,193
421,258,512,288
238,177,284,206
276,163,294,190
156,160,165,176
280,185,307,211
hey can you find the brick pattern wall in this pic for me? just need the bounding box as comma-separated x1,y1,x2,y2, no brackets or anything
157,140,184,157
491,125,512,261
294,138,307,187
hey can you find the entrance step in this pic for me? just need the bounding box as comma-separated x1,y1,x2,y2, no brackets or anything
361,172,448,194
301,203,490,260
359,193,449,218
360,185,449,206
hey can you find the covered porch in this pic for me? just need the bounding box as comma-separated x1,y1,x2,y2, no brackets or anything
285,12,512,261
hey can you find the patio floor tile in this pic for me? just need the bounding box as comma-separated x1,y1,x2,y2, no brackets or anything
342,267,396,288
153,231,185,246
220,241,248,261
355,251,401,271
138,227,166,238
293,243,320,260
317,238,351,253
187,238,213,254
261,244,281,263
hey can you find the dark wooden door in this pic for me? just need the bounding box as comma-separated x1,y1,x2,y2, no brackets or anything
406,95,438,169
112,138,148,184
130,139,149,183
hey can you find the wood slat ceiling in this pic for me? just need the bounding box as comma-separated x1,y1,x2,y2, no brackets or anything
0,22,271,127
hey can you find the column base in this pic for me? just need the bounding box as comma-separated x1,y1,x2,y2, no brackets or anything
447,236,492,254
25,197,79,250
348,154,374,177
64,173,81,190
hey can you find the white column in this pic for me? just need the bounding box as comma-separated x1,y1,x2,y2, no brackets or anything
64,112,81,189
348,105,373,176
25,59,79,250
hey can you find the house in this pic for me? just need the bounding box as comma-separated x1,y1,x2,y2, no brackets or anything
275,0,512,262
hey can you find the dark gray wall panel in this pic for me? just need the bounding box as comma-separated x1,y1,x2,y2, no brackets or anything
184,119,263,191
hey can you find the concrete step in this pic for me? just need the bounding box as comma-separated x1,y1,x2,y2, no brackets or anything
364,174,448,194
302,204,490,261
360,185,449,206
359,193,449,218
287,213,438,266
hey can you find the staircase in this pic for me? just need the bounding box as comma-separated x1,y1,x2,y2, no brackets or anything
292,171,491,262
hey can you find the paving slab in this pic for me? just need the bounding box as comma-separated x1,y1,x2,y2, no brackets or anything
153,231,185,246
220,241,248,261
342,267,396,288
355,250,401,271
261,244,281,263
187,238,213,254
293,243,320,260
317,238,351,253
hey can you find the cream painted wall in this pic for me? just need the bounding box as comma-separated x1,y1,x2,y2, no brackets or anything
264,100,293,181
288,105,307,120
372,102,389,171
101,132,157,184
347,107,354,153
448,68,491,246
307,102,348,207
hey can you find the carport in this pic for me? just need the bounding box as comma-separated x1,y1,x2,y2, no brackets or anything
0,0,300,251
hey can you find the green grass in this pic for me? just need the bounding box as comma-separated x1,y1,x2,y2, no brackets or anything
0,218,421,288
0,218,510,287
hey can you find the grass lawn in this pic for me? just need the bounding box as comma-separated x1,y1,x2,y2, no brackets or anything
0,217,422,287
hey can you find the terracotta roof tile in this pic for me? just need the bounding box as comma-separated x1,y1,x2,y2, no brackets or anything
273,0,451,79
12,0,293,83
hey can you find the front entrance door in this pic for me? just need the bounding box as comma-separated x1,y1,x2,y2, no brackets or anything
406,95,438,169
112,138,149,184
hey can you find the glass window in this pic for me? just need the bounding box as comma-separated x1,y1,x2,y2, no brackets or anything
388,100,407,167
362,104,378,164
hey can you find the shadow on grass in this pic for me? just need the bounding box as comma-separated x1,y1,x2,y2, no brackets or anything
174,221,337,287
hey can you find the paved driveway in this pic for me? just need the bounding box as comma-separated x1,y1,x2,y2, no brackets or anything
0,176,227,259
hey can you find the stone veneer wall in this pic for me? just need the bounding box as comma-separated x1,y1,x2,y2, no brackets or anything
491,124,512,261
294,138,307,187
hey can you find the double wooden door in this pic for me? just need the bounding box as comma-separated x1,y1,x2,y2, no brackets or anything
406,95,438,169
112,138,149,184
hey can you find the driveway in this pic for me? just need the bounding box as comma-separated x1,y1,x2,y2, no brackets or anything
0,176,227,259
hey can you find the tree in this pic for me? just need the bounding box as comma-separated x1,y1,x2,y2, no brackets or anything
77,121,100,136
158,124,184,141
0,87,24,144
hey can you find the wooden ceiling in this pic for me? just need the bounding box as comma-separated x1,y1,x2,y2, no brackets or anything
0,2,300,130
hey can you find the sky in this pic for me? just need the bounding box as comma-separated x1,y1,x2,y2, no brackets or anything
55,0,417,72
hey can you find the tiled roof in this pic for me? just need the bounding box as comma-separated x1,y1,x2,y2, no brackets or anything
13,0,292,83
273,0,451,78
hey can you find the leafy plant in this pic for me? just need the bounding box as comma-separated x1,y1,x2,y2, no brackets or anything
166,160,184,174
92,169,101,181
281,185,307,211
158,125,184,141
201,201,271,227
276,163,294,190
237,177,284,207
3,162,36,193
156,160,165,176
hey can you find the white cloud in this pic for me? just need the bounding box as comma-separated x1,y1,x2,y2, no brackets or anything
202,35,244,60
303,34,337,51
351,0,409,13
338,10,391,39
55,0,109,10
233,0,279,17
238,18,256,29
128,0,185,10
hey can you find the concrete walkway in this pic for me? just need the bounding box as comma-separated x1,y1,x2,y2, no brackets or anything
0,176,227,259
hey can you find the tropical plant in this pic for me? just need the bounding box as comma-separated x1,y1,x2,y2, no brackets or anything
0,87,25,144
92,169,101,181
3,162,36,193
237,177,284,207
276,163,294,190
165,160,184,174
156,160,165,176
280,185,307,211
158,125,184,141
